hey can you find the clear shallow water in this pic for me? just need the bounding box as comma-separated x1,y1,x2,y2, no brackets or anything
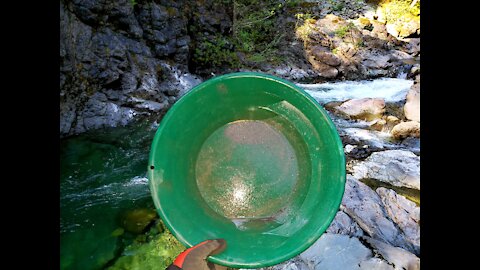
196,120,299,220
60,120,157,270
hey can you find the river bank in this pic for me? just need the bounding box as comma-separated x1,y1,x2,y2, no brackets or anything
60,1,420,269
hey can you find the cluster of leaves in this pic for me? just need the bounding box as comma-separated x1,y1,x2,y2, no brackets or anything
329,0,345,11
193,0,291,69
334,22,355,38
193,35,240,69
294,13,316,42
232,0,287,64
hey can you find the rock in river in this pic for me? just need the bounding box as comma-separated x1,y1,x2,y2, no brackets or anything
404,83,420,122
120,208,158,234
333,98,386,121
351,150,420,190
391,121,420,140
341,175,418,254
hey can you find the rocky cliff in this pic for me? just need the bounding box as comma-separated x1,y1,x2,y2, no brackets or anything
60,0,420,137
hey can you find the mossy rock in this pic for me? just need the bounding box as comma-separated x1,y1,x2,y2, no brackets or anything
107,226,185,270
120,208,158,234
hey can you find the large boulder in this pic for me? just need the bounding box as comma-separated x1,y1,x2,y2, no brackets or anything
245,233,420,270
341,175,419,254
404,83,420,122
334,98,386,121
351,150,420,190
377,188,420,254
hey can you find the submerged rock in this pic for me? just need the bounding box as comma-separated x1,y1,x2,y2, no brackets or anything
351,150,420,190
120,208,158,234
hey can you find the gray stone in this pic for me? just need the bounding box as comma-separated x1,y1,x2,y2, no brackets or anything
326,211,364,237
376,188,420,253
351,150,420,190
359,258,394,270
152,30,167,43
362,54,391,69
150,3,168,22
341,175,417,254
176,36,190,47
364,237,420,270
310,46,342,66
300,234,372,270
132,99,168,112
177,73,203,96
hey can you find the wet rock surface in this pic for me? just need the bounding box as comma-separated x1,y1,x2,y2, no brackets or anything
351,150,420,190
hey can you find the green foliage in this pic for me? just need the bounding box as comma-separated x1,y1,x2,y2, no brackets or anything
294,12,317,44
193,36,240,68
334,22,355,38
232,0,285,65
192,0,288,69
295,12,314,21
295,20,315,42
364,23,374,31
329,0,345,11
286,0,302,8
129,0,137,8
356,40,365,48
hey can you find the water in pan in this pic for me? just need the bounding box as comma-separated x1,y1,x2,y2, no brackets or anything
195,118,306,231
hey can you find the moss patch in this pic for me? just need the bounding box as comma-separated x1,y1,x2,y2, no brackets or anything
107,223,185,270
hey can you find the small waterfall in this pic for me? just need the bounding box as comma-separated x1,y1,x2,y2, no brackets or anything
297,78,414,104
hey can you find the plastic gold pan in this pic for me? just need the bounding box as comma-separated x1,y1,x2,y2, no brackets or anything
148,72,345,268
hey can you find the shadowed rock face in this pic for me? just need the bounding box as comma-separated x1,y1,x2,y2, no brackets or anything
60,1,420,138
60,0,204,137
